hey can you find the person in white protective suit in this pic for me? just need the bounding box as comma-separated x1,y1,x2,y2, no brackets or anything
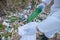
18,0,60,40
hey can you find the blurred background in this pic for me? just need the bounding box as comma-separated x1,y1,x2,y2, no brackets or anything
0,0,60,40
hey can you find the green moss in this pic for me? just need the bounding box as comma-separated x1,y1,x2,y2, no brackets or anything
15,24,18,29
0,23,4,30
8,16,19,23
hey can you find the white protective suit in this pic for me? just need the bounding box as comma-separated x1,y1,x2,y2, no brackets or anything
18,0,60,40
38,0,60,38
18,22,38,40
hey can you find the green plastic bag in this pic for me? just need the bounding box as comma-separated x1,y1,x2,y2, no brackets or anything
27,5,44,22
